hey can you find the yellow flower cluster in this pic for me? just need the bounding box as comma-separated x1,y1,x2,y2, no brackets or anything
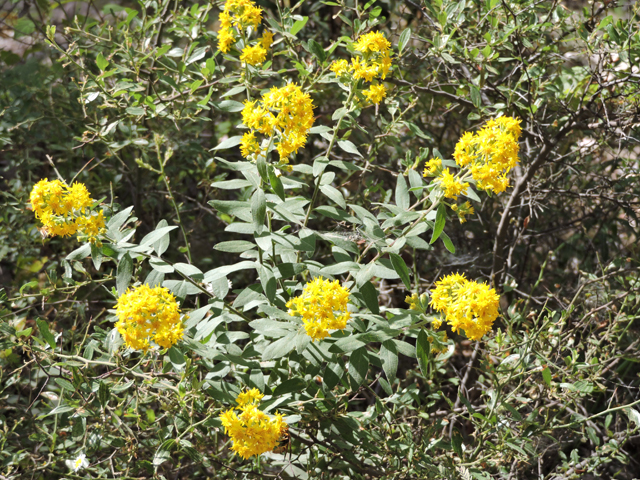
430,273,500,341
219,388,287,459
29,179,105,244
451,201,474,224
217,0,274,65
438,168,469,199
115,285,184,351
287,277,350,341
330,31,392,104
453,116,521,194
241,83,314,162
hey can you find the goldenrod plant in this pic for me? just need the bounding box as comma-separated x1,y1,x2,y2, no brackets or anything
2,0,640,479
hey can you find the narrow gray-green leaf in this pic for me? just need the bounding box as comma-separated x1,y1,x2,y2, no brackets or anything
117,253,133,295
389,253,411,290
381,340,398,384
251,188,266,235
348,347,369,388
430,203,447,244
416,329,431,378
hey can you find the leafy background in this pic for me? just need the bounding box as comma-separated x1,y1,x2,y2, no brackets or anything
1,0,640,479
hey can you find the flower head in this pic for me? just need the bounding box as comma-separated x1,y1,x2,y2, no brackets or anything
287,277,350,341
363,84,387,104
438,168,469,199
452,117,521,193
241,83,314,162
240,44,267,65
29,179,104,244
423,157,442,177
430,273,500,341
217,0,266,53
115,285,183,351
219,389,288,459
68,452,89,472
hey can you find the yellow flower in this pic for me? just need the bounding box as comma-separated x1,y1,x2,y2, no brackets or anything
115,285,183,351
363,84,387,104
330,59,349,76
241,83,314,162
29,179,104,244
422,157,442,177
430,273,500,341
217,0,264,53
350,56,379,82
260,30,274,49
219,389,288,459
287,277,350,341
451,117,521,194
353,31,391,55
240,44,267,65
451,201,474,223
405,293,419,310
438,168,469,199
240,131,261,158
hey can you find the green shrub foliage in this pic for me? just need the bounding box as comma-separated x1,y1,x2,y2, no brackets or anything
1,0,640,479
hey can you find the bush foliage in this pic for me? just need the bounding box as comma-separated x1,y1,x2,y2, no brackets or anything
1,0,640,479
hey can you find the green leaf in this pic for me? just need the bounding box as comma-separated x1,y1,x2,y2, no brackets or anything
348,348,369,388
36,319,56,350
153,439,175,466
358,281,379,315
262,333,297,361
398,27,411,54
268,167,285,201
66,243,91,261
96,52,109,71
337,139,363,157
389,253,411,290
380,340,398,384
395,174,410,209
153,219,171,256
274,378,307,396
258,265,276,302
117,253,133,295
168,346,186,371
251,188,266,235
90,243,103,270
174,263,204,281
107,206,134,231
140,226,178,248
308,39,326,63
430,203,446,244
290,16,308,36
214,100,244,112
98,381,110,409
320,184,347,209
212,135,242,151
440,232,455,253
470,85,482,108
541,367,552,388
416,329,431,377
214,240,256,253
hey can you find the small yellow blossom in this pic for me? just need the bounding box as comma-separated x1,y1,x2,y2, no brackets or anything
287,277,350,341
240,44,267,65
240,131,261,158
260,30,274,49
219,389,288,459
363,84,387,104
115,285,183,351
330,59,349,76
353,31,391,55
451,201,474,223
430,273,500,341
241,83,314,162
217,0,265,53
405,293,419,310
451,117,521,194
438,168,469,199
29,179,104,244
423,157,442,177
